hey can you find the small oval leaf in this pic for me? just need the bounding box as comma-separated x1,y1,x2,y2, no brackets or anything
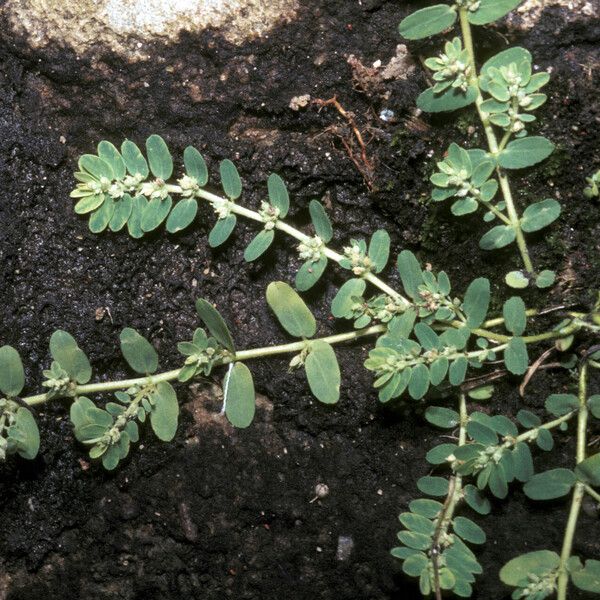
266,282,316,338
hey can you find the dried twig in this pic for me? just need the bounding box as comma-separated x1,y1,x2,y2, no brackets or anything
519,347,555,397
313,96,375,189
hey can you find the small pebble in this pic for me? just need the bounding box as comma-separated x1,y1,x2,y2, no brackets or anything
379,108,395,122
336,535,354,561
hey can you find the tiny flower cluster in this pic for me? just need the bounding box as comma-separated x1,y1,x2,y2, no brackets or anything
42,362,73,397
177,328,226,382
481,60,549,135
430,143,498,218
340,239,374,276
425,38,473,94
258,201,281,230
297,236,324,263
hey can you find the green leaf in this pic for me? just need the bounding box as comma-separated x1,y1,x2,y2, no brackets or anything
429,357,449,386
574,453,600,486
295,256,328,291
505,270,530,289
463,484,491,515
504,337,529,375
425,406,460,429
224,362,255,428
521,199,561,232
512,442,534,482
368,230,390,273
267,173,289,218
97,141,126,179
309,200,333,243
121,140,149,178
401,552,429,576
414,323,441,351
150,381,179,442
195,299,235,352
331,279,366,318
517,409,541,428
463,277,490,328
119,328,159,374
589,395,600,419
535,270,556,289
468,0,522,25
70,397,112,441
166,199,198,233
399,512,435,536
391,546,422,560
535,427,554,449
545,394,578,417
397,531,432,551
453,517,486,544
74,194,105,215
184,146,208,186
146,134,173,180
397,250,424,300
305,341,340,404
89,196,115,233
141,195,173,232
10,407,40,460
467,419,498,445
451,197,478,216
426,443,456,465
244,230,275,262
78,154,114,180
109,194,133,232
409,499,443,519
417,85,478,113
398,4,457,40
220,159,242,200
449,356,468,386
480,47,532,92
417,476,449,497
379,370,412,403
499,137,555,169
388,310,418,340
500,551,560,587
209,214,237,248
266,282,316,338
503,296,527,336
440,327,470,351
409,364,430,399
572,560,600,593
49,331,92,384
127,195,147,239
102,445,121,470
523,468,576,500
0,345,25,396
479,225,516,250
468,384,494,400
489,464,509,498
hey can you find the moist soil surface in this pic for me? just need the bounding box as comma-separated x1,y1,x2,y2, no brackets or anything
1,1,599,599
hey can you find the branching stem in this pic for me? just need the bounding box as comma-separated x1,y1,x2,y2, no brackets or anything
458,9,535,276
193,188,410,305
431,392,468,600
22,325,386,408
557,362,589,600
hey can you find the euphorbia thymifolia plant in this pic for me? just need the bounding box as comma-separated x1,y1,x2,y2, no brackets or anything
399,0,558,290
1,1,599,598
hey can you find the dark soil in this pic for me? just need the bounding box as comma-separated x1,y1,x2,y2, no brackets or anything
1,1,599,599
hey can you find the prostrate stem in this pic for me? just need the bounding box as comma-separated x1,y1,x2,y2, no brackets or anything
556,362,589,600
430,393,468,600
194,188,410,306
22,325,386,408
458,9,535,276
